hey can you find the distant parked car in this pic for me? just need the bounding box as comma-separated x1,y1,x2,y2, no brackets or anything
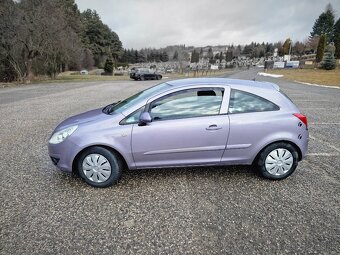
130,68,162,81
80,70,88,75
166,68,174,73
48,78,308,187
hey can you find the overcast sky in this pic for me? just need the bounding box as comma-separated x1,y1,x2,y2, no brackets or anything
75,0,340,49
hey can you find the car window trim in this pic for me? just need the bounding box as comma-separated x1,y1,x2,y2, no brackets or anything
119,106,145,125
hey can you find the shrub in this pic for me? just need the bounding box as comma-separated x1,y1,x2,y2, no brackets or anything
321,52,336,70
104,58,113,74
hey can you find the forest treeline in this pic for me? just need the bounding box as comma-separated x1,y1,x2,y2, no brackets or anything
0,0,123,82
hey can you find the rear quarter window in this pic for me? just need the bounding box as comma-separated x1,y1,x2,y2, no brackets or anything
228,89,279,114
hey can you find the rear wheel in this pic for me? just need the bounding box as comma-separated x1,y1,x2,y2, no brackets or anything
256,142,298,180
77,146,123,187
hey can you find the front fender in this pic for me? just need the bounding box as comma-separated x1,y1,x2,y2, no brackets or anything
69,124,135,170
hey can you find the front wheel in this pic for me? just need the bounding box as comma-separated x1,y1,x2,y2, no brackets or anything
77,146,123,187
256,142,298,180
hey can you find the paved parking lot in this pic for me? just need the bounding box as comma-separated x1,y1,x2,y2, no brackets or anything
0,69,339,254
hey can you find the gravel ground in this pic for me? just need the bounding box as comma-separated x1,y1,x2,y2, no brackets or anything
0,70,339,254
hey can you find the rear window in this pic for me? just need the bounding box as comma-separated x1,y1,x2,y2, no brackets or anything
228,89,279,114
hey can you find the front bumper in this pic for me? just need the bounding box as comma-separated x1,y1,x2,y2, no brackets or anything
48,139,81,173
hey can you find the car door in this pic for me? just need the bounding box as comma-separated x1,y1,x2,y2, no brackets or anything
144,70,152,79
131,87,230,168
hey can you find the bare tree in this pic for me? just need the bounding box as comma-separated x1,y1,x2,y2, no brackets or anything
0,0,85,82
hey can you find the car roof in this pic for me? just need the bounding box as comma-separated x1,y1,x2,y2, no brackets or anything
166,78,279,91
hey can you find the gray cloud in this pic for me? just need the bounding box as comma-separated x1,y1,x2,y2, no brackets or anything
75,0,340,49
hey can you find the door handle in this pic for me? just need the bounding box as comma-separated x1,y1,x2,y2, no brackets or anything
206,124,222,131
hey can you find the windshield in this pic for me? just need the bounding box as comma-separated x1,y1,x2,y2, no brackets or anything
104,82,171,115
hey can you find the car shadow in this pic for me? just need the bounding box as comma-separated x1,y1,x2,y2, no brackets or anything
49,163,261,189
120,165,260,184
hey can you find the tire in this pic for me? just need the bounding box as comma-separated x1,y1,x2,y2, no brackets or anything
256,142,298,180
77,146,123,188
159,75,162,80
156,75,159,80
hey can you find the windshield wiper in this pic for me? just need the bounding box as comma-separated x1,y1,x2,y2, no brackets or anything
102,101,120,114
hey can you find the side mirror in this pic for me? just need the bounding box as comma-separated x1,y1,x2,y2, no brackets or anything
138,112,152,126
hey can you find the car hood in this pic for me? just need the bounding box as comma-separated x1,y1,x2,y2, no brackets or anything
55,108,111,131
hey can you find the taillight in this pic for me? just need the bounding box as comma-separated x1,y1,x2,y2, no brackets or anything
293,113,308,128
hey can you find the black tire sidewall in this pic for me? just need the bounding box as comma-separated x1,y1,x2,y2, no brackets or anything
257,142,298,180
77,146,123,187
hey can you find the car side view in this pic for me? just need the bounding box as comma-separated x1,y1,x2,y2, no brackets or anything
130,68,162,81
48,78,308,187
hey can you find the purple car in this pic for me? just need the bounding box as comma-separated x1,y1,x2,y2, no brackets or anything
48,78,308,187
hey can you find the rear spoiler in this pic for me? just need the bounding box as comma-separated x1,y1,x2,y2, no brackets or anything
270,83,280,91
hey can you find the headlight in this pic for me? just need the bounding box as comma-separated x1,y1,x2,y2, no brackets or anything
49,125,78,144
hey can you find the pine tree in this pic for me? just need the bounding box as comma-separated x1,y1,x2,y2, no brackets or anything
219,52,223,62
316,34,326,63
134,50,139,63
310,6,335,42
207,47,213,60
282,38,291,55
191,50,199,63
160,51,169,62
172,51,178,61
321,51,336,70
225,51,233,62
334,18,340,59
104,58,113,74
199,48,203,58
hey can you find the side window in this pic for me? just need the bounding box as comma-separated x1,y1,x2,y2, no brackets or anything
228,89,279,114
150,88,223,121
120,106,144,125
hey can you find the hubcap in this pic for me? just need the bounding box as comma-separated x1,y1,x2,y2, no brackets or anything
265,148,293,176
82,154,111,183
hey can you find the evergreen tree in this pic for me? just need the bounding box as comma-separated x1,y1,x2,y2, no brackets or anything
282,38,292,55
172,50,178,61
104,58,113,74
134,50,139,63
225,51,233,62
81,9,122,67
191,50,199,63
316,34,326,63
310,6,335,42
321,49,336,70
242,45,253,56
334,18,340,59
207,47,213,60
138,50,146,63
160,51,169,62
219,52,223,62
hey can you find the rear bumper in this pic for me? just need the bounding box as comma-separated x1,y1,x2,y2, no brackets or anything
299,130,309,160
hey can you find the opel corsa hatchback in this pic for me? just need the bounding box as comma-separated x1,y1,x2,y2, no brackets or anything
48,78,308,187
